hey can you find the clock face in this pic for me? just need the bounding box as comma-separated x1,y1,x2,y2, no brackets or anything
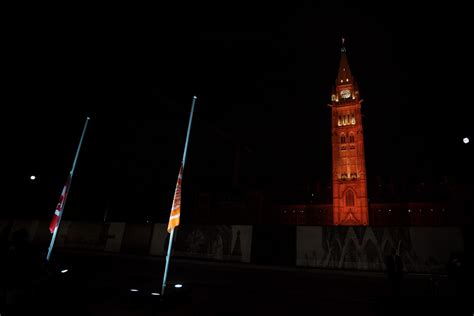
340,89,351,99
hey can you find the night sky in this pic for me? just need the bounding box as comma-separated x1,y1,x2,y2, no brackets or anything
4,2,472,223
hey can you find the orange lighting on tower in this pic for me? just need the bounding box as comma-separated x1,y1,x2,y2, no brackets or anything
329,40,369,225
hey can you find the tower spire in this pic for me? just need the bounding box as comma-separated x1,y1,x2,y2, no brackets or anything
336,38,353,86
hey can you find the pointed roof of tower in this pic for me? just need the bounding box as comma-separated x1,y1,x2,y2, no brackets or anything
336,37,353,85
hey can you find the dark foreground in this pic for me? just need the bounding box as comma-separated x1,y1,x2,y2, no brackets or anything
1,250,471,315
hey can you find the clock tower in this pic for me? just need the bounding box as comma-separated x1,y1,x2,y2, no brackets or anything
330,40,369,225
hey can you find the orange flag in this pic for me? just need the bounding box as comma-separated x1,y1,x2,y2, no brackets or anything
167,164,183,233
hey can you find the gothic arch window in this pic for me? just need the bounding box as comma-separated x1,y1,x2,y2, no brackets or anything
351,112,356,125
346,190,355,206
349,133,355,143
340,133,346,144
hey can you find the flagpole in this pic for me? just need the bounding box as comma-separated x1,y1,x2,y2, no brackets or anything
161,96,197,295
47,117,90,261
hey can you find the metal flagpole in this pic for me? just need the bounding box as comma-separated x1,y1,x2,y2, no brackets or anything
47,117,90,261
161,96,197,295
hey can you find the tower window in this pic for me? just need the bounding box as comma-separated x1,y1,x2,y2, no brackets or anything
346,78,349,82
349,134,355,143
340,134,346,143
351,113,356,125
346,190,354,206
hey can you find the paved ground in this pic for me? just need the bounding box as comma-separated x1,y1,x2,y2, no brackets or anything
1,250,470,315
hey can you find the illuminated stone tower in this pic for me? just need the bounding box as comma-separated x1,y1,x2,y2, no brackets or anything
330,40,369,225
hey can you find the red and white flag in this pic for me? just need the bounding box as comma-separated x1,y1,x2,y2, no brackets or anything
49,174,71,233
167,164,183,233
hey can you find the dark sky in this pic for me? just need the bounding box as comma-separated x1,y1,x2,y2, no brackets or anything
3,2,472,222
